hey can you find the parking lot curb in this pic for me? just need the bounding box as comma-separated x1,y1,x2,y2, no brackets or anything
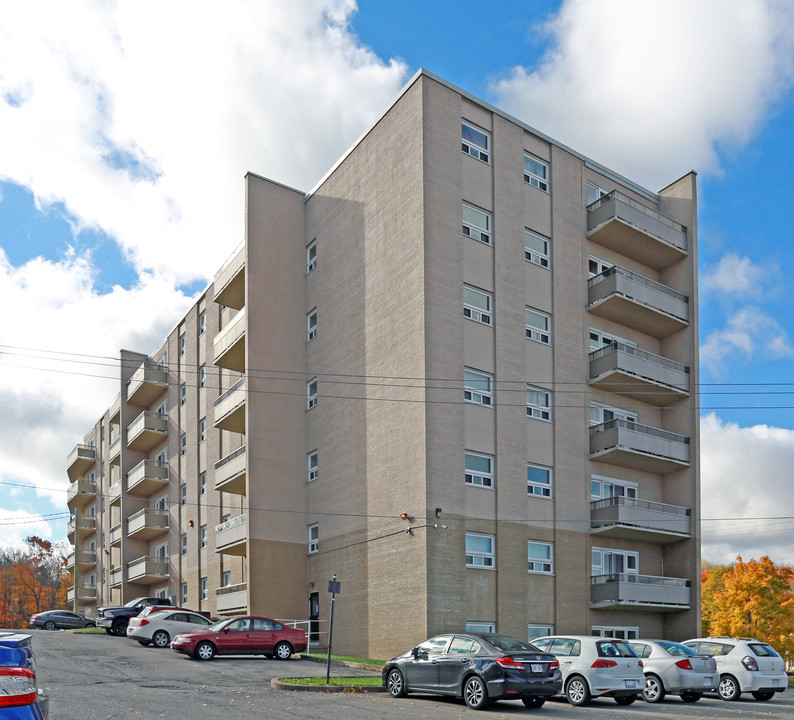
271,678,385,693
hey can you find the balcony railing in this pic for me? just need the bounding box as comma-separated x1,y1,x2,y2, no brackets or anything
110,567,123,587
126,508,169,538
126,411,168,452
67,514,96,538
587,190,687,269
126,360,168,406
591,496,691,542
216,582,248,613
213,242,245,310
590,419,690,474
126,459,169,496
213,307,246,371
110,523,123,545
66,479,97,509
69,549,97,566
591,573,691,610
66,444,96,481
214,445,246,494
109,480,121,506
589,343,689,405
215,513,247,555
109,435,121,466
127,555,170,583
213,377,246,433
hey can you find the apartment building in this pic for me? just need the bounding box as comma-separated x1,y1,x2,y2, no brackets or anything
66,69,700,659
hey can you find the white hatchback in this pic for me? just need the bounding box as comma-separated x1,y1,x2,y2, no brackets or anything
682,637,787,702
531,635,645,706
128,609,213,648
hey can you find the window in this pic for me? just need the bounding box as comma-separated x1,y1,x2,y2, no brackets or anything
588,256,613,278
308,524,319,554
526,385,552,421
465,533,494,568
524,154,548,191
307,309,317,341
200,525,207,549
200,577,207,601
528,624,554,641
465,451,494,488
587,182,609,206
592,626,638,640
199,311,206,335
181,533,187,556
199,364,206,388
179,333,186,357
592,547,638,576
154,542,168,558
307,378,318,410
199,472,207,495
466,621,495,633
156,400,167,416
462,203,492,245
461,121,490,163
222,570,231,587
591,475,637,500
528,541,554,574
590,402,637,426
589,328,636,351
306,241,317,273
525,308,551,344
181,582,188,605
199,418,206,443
180,433,187,456
463,286,493,325
524,229,550,268
307,451,318,482
464,368,493,406
527,464,552,498
154,495,167,511
180,483,186,506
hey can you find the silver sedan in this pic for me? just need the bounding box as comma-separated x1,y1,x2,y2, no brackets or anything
629,640,718,703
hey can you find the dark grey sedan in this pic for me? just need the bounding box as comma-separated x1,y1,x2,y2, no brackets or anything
30,610,94,630
382,633,562,710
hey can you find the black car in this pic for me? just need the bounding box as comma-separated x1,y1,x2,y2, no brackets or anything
29,610,94,631
96,597,173,636
382,633,562,710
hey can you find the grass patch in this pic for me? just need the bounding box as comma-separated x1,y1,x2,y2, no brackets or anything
280,676,382,687
67,627,106,634
305,652,385,667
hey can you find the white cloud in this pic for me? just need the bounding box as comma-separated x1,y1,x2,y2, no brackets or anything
701,413,794,565
701,253,771,297
491,0,794,189
0,509,59,548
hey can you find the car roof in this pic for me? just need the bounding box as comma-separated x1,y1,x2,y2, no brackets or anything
536,635,628,641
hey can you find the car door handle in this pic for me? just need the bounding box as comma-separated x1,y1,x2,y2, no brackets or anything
431,660,438,664
461,659,470,664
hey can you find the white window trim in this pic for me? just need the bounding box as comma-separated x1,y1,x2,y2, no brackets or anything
461,121,491,164
308,523,319,554
466,621,496,633
200,577,207,601
525,229,550,268
590,474,638,500
181,533,187,556
462,202,492,245
528,624,554,640
181,582,188,605
307,378,318,410
463,285,493,326
590,402,638,426
591,626,639,640
587,182,610,206
527,540,554,574
465,451,494,489
199,472,207,495
588,255,613,278
307,309,317,342
307,451,318,483
199,311,206,335
524,154,549,192
180,433,187,456
527,463,553,498
592,547,639,576
526,384,552,421
589,328,636,351
464,368,493,407
526,307,551,345
199,418,206,443
306,241,317,274
199,364,206,388
200,525,207,549
180,384,186,406
465,532,495,569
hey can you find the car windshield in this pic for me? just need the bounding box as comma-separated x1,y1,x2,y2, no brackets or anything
124,597,147,608
597,641,637,657
485,635,542,653
749,643,779,657
207,619,231,632
658,641,696,656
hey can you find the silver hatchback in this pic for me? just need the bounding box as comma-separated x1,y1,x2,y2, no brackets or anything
629,640,717,703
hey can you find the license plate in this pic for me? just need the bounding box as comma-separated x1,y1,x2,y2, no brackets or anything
624,680,636,689
530,664,543,673
773,679,780,686
703,678,712,685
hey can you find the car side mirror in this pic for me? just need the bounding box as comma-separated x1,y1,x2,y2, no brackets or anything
223,627,230,633
411,647,420,658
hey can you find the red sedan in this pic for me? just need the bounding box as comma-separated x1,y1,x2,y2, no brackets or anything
171,615,306,661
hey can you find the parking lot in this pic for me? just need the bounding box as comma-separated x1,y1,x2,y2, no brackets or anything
23,629,794,720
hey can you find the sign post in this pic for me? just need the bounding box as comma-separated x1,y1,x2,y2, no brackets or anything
325,574,341,684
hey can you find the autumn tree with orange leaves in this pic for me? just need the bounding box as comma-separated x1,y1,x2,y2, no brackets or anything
701,556,794,660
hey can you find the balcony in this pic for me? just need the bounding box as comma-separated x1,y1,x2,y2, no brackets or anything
110,567,123,587
127,555,170,584
214,446,246,495
126,411,168,452
127,460,169,497
213,377,246,433
591,573,691,610
67,584,97,602
216,582,248,614
109,435,121,466
66,444,96,481
67,549,97,568
66,479,97,510
588,267,689,338
589,343,689,406
213,243,245,310
215,514,247,556
109,393,121,425
587,191,687,270
126,508,169,539
109,480,121,506
213,307,246,372
110,523,123,546
67,514,96,543
126,361,168,406
590,419,690,474
591,497,691,542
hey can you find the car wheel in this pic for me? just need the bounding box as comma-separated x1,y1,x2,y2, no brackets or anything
614,694,637,706
44,621,56,631
680,691,702,703
718,675,741,701
104,628,113,635
137,640,150,646
463,675,489,710
565,676,591,706
84,622,95,629
386,668,407,698
274,641,293,660
111,619,128,637
195,641,215,661
752,691,774,701
152,630,170,648
521,696,545,709
642,674,666,703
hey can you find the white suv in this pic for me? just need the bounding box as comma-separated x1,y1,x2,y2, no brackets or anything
682,637,787,701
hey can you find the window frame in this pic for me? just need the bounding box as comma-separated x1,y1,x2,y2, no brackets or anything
465,451,494,489
465,532,495,569
590,475,638,501
592,625,639,640
588,255,613,278
179,333,186,357
464,368,493,407
198,311,206,335
180,433,187,456
524,229,550,268
181,582,188,605
461,121,491,163
527,540,554,574
200,525,207,549
592,547,639,576
180,383,186,407
527,463,553,498
524,154,549,192
466,621,496,633
199,471,207,496
181,533,187,556
307,451,318,482
308,523,319,554
587,182,610,206
526,384,552,421
462,202,492,245
528,624,554,641
307,308,317,342
590,402,638,426
199,417,206,443
200,577,207,601
306,241,317,274
463,285,493,326
589,328,636,351
180,483,187,506
199,364,206,388
307,378,318,410
525,307,552,345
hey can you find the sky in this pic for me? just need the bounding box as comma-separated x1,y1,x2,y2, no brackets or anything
2,0,794,566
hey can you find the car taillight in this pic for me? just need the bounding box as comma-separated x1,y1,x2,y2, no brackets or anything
742,656,758,671
675,659,693,670
591,659,617,668
0,668,37,707
138,619,149,626
31,615,41,620
495,656,523,669
549,659,559,669
638,660,643,668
